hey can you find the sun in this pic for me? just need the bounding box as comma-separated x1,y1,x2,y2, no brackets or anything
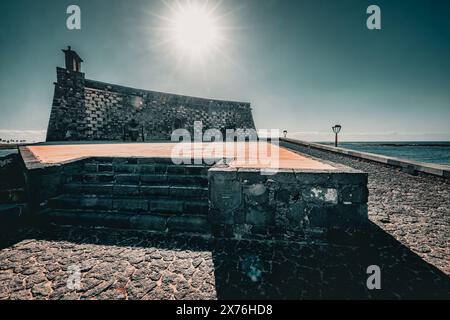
147,0,235,66
171,6,219,56
167,1,223,60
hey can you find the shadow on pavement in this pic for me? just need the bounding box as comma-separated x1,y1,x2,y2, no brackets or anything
0,221,448,299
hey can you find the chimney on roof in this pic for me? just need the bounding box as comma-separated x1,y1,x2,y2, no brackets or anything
62,46,83,72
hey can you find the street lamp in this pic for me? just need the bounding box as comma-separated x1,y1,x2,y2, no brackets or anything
283,130,288,138
332,125,342,147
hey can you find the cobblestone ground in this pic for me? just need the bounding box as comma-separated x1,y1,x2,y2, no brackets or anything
0,149,449,300
289,145,450,275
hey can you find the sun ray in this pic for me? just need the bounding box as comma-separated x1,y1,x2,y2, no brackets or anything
134,0,246,82
155,0,228,62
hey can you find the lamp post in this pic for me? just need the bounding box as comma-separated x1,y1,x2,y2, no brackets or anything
283,130,288,138
332,125,342,147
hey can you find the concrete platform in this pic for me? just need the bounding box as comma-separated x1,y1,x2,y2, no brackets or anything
22,142,336,171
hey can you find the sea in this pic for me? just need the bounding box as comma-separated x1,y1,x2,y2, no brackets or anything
320,141,450,166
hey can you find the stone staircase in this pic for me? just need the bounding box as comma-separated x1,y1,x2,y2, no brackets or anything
38,158,211,235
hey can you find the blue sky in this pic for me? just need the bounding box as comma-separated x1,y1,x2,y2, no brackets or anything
0,0,449,142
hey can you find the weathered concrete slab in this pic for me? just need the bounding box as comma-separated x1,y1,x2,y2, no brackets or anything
21,142,336,170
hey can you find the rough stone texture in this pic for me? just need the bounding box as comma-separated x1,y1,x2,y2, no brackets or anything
0,224,448,300
0,154,25,204
46,67,256,142
209,166,368,240
281,142,450,275
0,154,27,224
25,157,211,234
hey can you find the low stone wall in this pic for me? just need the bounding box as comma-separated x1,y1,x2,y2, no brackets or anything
208,162,368,241
0,154,25,203
0,153,27,224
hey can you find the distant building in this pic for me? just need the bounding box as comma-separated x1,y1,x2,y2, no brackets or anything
46,47,256,142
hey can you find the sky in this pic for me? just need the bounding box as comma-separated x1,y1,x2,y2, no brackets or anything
0,0,449,142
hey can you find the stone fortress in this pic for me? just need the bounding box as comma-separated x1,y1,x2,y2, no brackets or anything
46,47,256,142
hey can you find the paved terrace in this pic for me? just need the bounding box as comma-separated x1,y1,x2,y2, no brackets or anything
0,143,449,300
23,142,335,170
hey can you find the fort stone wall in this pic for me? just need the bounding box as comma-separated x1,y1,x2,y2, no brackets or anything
46,49,256,142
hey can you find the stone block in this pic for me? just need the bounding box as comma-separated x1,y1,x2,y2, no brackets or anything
211,224,234,238
97,174,115,183
113,185,140,196
245,206,274,226
167,216,209,234
84,163,98,173
167,166,186,174
339,185,369,204
115,174,140,184
184,165,209,176
129,214,167,232
304,206,330,228
209,208,234,225
63,184,84,194
154,164,168,174
286,203,307,227
167,175,207,186
149,200,183,214
140,185,169,196
302,187,339,205
169,186,208,199
79,196,113,210
140,175,167,184
243,183,269,205
126,158,138,165
139,165,156,174
209,176,242,212
113,164,137,174
265,170,298,184
295,172,333,186
85,184,113,195
236,168,269,184
184,201,210,215
113,199,148,212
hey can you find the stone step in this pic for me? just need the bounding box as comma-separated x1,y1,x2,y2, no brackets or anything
37,209,210,234
67,173,208,187
83,157,208,165
48,194,210,215
63,183,209,199
82,161,210,176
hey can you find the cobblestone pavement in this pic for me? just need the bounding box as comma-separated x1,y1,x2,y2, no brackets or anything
289,145,450,275
0,149,449,300
0,224,449,300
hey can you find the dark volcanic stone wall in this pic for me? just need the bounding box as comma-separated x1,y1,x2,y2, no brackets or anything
0,154,25,205
46,68,256,141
